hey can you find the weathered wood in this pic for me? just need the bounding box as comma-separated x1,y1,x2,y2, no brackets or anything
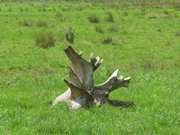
93,69,130,94
53,46,133,109
65,46,94,91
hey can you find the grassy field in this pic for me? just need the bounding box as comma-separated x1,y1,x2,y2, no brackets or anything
0,1,180,135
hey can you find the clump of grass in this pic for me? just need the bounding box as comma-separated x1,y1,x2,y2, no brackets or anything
88,15,100,23
55,12,62,17
42,7,47,12
55,12,65,21
65,27,74,44
20,20,48,27
105,12,114,22
157,28,162,32
102,36,113,44
165,41,171,47
163,10,169,15
7,8,12,12
53,7,56,12
30,3,34,7
36,20,48,27
146,12,178,19
19,7,24,12
143,61,156,71
141,8,146,15
124,12,128,16
37,8,41,12
175,31,180,37
95,25,104,33
35,32,55,49
108,25,118,32
20,20,33,27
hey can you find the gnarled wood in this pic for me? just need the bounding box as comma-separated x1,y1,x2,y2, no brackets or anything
53,46,133,109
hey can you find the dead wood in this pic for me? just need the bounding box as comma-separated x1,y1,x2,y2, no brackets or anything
52,46,133,109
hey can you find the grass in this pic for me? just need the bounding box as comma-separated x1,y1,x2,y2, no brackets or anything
0,1,180,135
35,31,55,49
88,14,100,23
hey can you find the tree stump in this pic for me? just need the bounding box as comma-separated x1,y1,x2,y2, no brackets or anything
52,46,134,109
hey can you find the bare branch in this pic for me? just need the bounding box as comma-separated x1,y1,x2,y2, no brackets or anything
93,69,131,96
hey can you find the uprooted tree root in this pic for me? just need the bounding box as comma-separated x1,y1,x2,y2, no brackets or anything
52,46,134,110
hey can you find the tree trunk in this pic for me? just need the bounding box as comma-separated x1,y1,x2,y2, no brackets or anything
52,46,134,109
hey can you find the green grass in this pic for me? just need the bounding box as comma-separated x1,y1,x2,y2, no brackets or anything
0,1,180,135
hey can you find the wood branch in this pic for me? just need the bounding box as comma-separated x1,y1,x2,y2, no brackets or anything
93,69,131,96
64,46,94,91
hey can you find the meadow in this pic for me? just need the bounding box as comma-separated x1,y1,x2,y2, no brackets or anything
0,1,180,134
